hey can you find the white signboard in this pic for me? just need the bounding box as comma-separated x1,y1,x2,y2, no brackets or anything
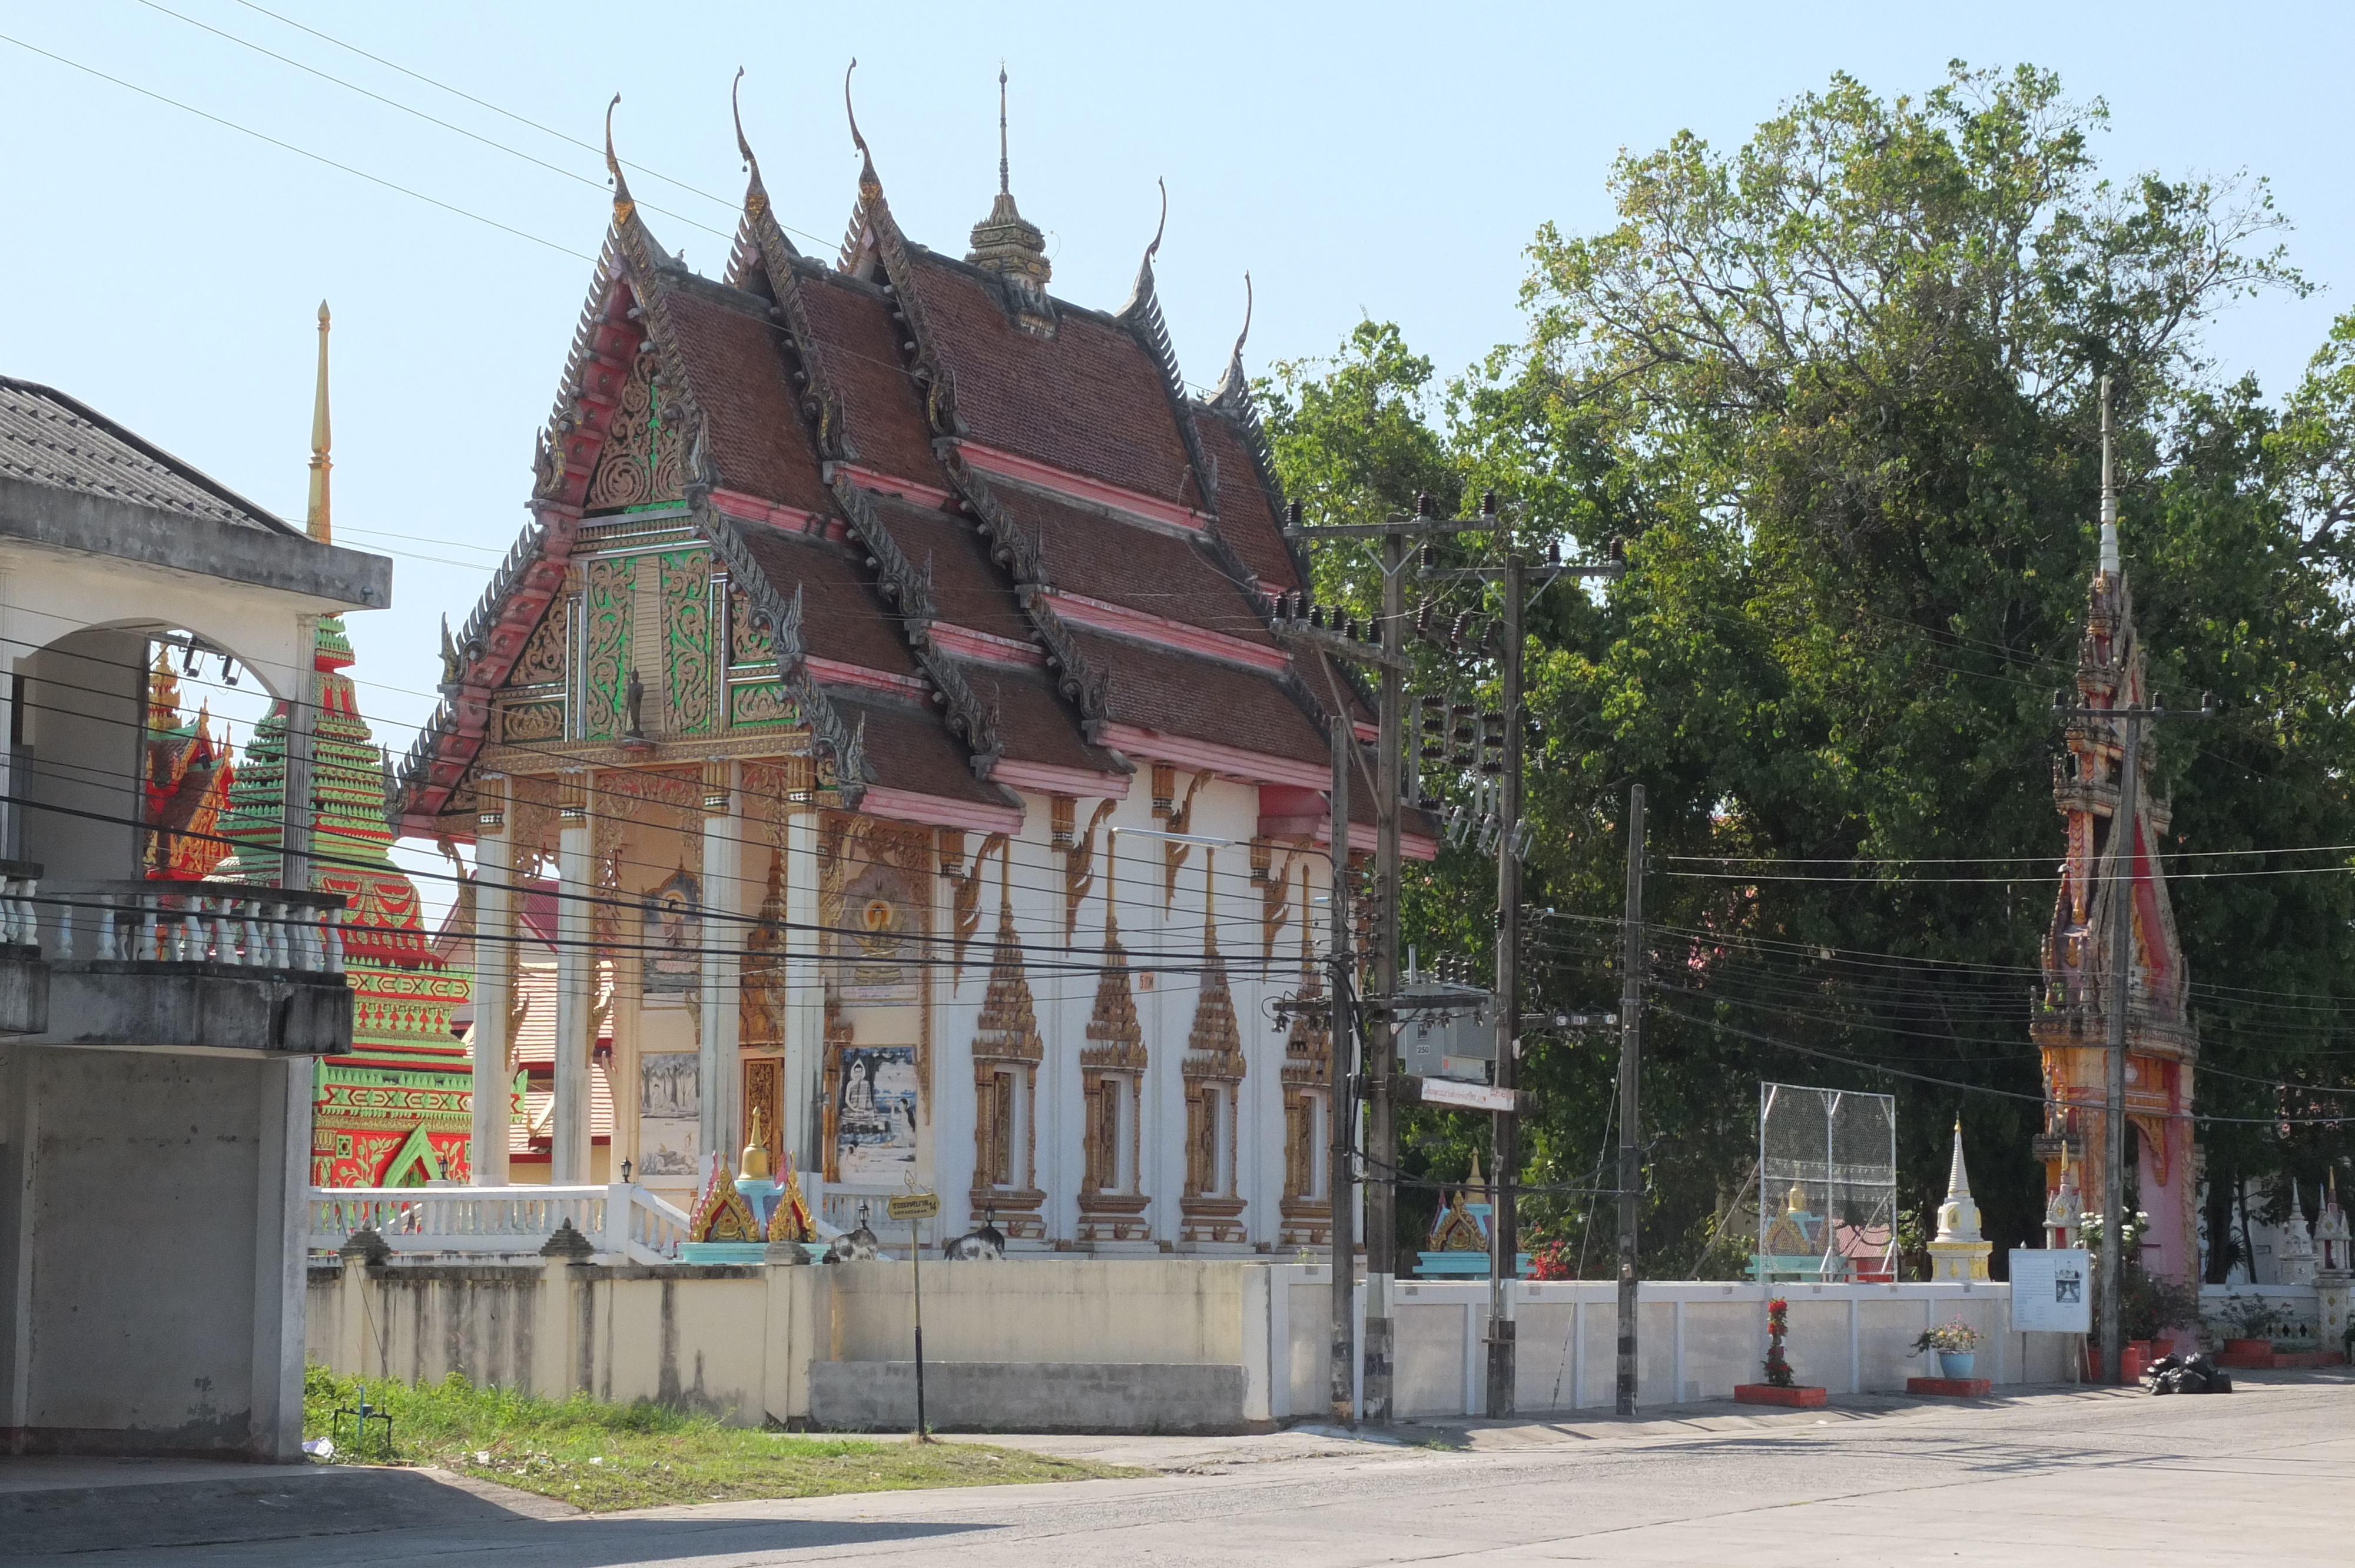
1418,1078,1517,1114
2009,1249,2092,1334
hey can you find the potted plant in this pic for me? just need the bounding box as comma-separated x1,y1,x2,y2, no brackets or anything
2215,1293,2276,1360
1910,1318,1984,1380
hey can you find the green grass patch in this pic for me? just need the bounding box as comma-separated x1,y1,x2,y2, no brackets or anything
303,1365,1143,1512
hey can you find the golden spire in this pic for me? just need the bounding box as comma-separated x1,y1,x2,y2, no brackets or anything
306,301,331,544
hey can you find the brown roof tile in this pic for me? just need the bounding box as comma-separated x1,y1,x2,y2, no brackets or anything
658,278,832,516
950,658,1115,775
1007,487,1272,647
732,525,921,678
904,253,1196,510
1066,626,1326,767
862,493,1034,644
795,269,943,481
1196,408,1302,594
827,691,1004,806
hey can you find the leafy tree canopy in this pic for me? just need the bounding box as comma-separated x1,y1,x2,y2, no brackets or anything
1261,62,2355,1277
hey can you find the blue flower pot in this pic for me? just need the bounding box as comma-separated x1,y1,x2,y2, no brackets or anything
1937,1351,1976,1379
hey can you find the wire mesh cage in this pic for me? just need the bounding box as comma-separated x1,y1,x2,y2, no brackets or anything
1756,1082,1900,1282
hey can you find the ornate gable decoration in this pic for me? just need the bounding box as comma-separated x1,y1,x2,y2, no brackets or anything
586,350,686,512
688,1152,761,1243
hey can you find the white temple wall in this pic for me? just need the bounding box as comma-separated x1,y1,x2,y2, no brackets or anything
309,1263,2068,1432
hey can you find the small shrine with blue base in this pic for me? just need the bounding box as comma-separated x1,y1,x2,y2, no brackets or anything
1417,1156,1533,1279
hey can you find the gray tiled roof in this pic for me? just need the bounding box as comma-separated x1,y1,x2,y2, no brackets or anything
0,376,291,533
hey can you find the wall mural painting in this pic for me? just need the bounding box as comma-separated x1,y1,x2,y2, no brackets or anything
835,1045,917,1185
836,861,921,1002
641,866,701,996
639,1049,700,1178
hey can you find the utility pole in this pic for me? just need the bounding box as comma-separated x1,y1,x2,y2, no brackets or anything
1280,497,1618,1423
2052,376,2213,1386
1486,552,1525,1417
1326,704,1356,1426
1366,526,1406,1424
1616,783,1645,1416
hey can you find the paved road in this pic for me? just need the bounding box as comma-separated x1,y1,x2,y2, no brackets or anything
6,1373,2349,1565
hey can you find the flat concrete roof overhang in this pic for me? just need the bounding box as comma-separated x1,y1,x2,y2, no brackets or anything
0,474,392,610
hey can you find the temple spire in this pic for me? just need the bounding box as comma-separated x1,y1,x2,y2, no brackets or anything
306,302,331,544
2098,373,2119,577
966,67,1050,293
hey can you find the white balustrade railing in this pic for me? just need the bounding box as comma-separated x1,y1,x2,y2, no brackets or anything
39,881,345,975
0,862,41,948
310,1182,692,1265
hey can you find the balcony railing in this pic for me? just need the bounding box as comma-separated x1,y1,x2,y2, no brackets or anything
310,1182,692,1266
0,859,47,1034
36,880,346,974
24,881,351,1054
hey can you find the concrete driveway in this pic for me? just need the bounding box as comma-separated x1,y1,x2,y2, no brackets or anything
5,1371,2347,1565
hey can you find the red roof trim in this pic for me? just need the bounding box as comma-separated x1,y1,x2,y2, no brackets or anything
1043,589,1286,673
957,441,1206,533
711,489,821,531
930,623,1046,667
807,657,927,698
859,786,1025,835
1098,722,1329,791
993,760,1133,800
835,462,958,510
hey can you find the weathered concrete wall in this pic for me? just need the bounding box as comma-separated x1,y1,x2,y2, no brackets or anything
307,1259,2079,1434
2,1045,308,1457
17,627,144,883
1278,1271,2070,1417
824,1260,1251,1366
810,1361,1249,1433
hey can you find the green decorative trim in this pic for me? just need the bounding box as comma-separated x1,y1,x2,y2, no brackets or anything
579,555,635,739
661,549,716,737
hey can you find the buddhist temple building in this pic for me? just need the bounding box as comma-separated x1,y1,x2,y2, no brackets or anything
2031,444,2199,1284
394,77,1427,1245
216,306,473,1186
140,649,236,881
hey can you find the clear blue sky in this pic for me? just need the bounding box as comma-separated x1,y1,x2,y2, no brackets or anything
6,0,2348,855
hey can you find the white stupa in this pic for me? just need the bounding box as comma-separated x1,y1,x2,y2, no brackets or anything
1928,1120,1993,1282
2280,1182,2317,1285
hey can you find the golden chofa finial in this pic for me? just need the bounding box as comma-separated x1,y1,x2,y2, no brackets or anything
306,301,331,544
845,58,880,201
603,92,635,221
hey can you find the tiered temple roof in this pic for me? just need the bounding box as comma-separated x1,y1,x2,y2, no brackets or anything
396,81,1402,849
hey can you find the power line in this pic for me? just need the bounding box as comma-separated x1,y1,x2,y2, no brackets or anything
0,31,595,261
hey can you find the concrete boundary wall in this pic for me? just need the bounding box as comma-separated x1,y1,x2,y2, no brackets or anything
309,1258,2069,1432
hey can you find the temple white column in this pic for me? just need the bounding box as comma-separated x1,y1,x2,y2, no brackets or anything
784,804,822,1180
699,763,747,1165
470,777,512,1184
552,773,595,1184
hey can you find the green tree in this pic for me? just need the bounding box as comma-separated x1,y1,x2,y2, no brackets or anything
1262,62,2355,1279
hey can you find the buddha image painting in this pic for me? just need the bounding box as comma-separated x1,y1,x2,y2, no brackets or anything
642,867,700,995
836,862,918,1002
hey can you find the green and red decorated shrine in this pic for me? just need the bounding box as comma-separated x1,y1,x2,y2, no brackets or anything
207,305,474,1186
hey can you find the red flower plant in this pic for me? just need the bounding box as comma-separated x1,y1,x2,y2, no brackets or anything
1763,1297,1795,1388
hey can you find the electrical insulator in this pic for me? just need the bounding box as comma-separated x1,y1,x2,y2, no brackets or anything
1450,612,1472,649
1548,539,1562,567
1285,499,1303,527
1450,704,1476,768
1414,599,1435,638
1419,695,1445,760
1308,603,1325,630
1480,710,1505,775
1480,489,1499,519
